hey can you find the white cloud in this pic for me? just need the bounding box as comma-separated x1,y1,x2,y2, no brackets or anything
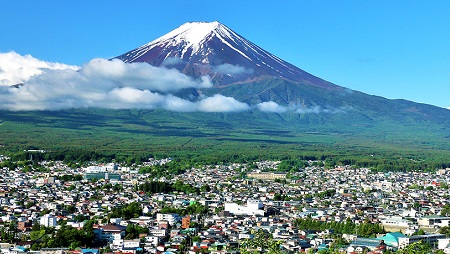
296,106,322,114
162,95,198,112
0,52,251,112
0,51,78,86
81,58,212,92
0,52,351,114
161,57,183,67
256,101,287,113
213,63,252,75
108,87,166,108
197,94,250,112
295,105,351,114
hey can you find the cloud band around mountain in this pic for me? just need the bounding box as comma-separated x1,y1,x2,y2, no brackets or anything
0,52,250,112
0,52,351,114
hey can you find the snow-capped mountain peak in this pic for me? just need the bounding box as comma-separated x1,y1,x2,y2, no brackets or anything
123,21,247,61
152,21,221,47
115,21,338,88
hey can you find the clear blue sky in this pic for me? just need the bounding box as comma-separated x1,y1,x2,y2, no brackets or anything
1,0,449,108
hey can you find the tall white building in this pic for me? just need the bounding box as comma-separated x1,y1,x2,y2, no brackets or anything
156,213,181,225
40,214,57,227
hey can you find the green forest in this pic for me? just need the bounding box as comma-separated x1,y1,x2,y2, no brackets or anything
0,108,449,173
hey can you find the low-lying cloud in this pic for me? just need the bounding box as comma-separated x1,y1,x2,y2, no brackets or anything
80,58,212,92
197,94,250,112
296,105,351,114
213,63,253,75
257,101,287,113
296,106,322,114
256,101,351,114
161,57,183,67
0,52,351,114
0,52,250,112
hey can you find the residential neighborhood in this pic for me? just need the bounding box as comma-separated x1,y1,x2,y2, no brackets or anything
1,155,450,253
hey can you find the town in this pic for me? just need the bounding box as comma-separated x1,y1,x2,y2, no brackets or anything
1,154,450,254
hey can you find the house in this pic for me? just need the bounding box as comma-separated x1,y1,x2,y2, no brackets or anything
81,249,99,254
95,224,126,243
156,213,181,225
378,232,406,248
418,215,450,228
40,214,57,227
398,234,446,249
438,239,450,253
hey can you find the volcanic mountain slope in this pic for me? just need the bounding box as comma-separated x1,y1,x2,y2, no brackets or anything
115,21,450,124
115,21,337,89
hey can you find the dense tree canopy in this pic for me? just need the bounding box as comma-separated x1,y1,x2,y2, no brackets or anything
239,229,283,254
108,202,143,220
294,218,385,237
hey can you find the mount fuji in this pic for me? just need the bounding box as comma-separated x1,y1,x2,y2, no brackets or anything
115,21,335,89
115,21,449,122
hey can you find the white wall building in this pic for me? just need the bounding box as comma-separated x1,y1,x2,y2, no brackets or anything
398,234,446,249
84,163,117,173
39,214,57,227
149,229,167,237
156,213,181,225
123,240,140,249
438,238,450,251
418,216,450,228
224,200,264,216
145,236,160,246
380,216,411,228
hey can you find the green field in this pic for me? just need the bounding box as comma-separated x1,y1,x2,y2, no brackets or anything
0,108,449,169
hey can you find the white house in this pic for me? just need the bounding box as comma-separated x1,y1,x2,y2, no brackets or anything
156,213,181,225
39,214,57,227
398,234,446,249
380,216,411,228
224,200,264,216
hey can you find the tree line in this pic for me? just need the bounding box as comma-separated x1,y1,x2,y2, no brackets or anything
2,147,449,173
294,217,385,238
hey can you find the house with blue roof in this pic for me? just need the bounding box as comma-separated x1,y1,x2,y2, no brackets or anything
377,232,406,248
81,248,100,254
318,243,328,251
11,246,27,253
